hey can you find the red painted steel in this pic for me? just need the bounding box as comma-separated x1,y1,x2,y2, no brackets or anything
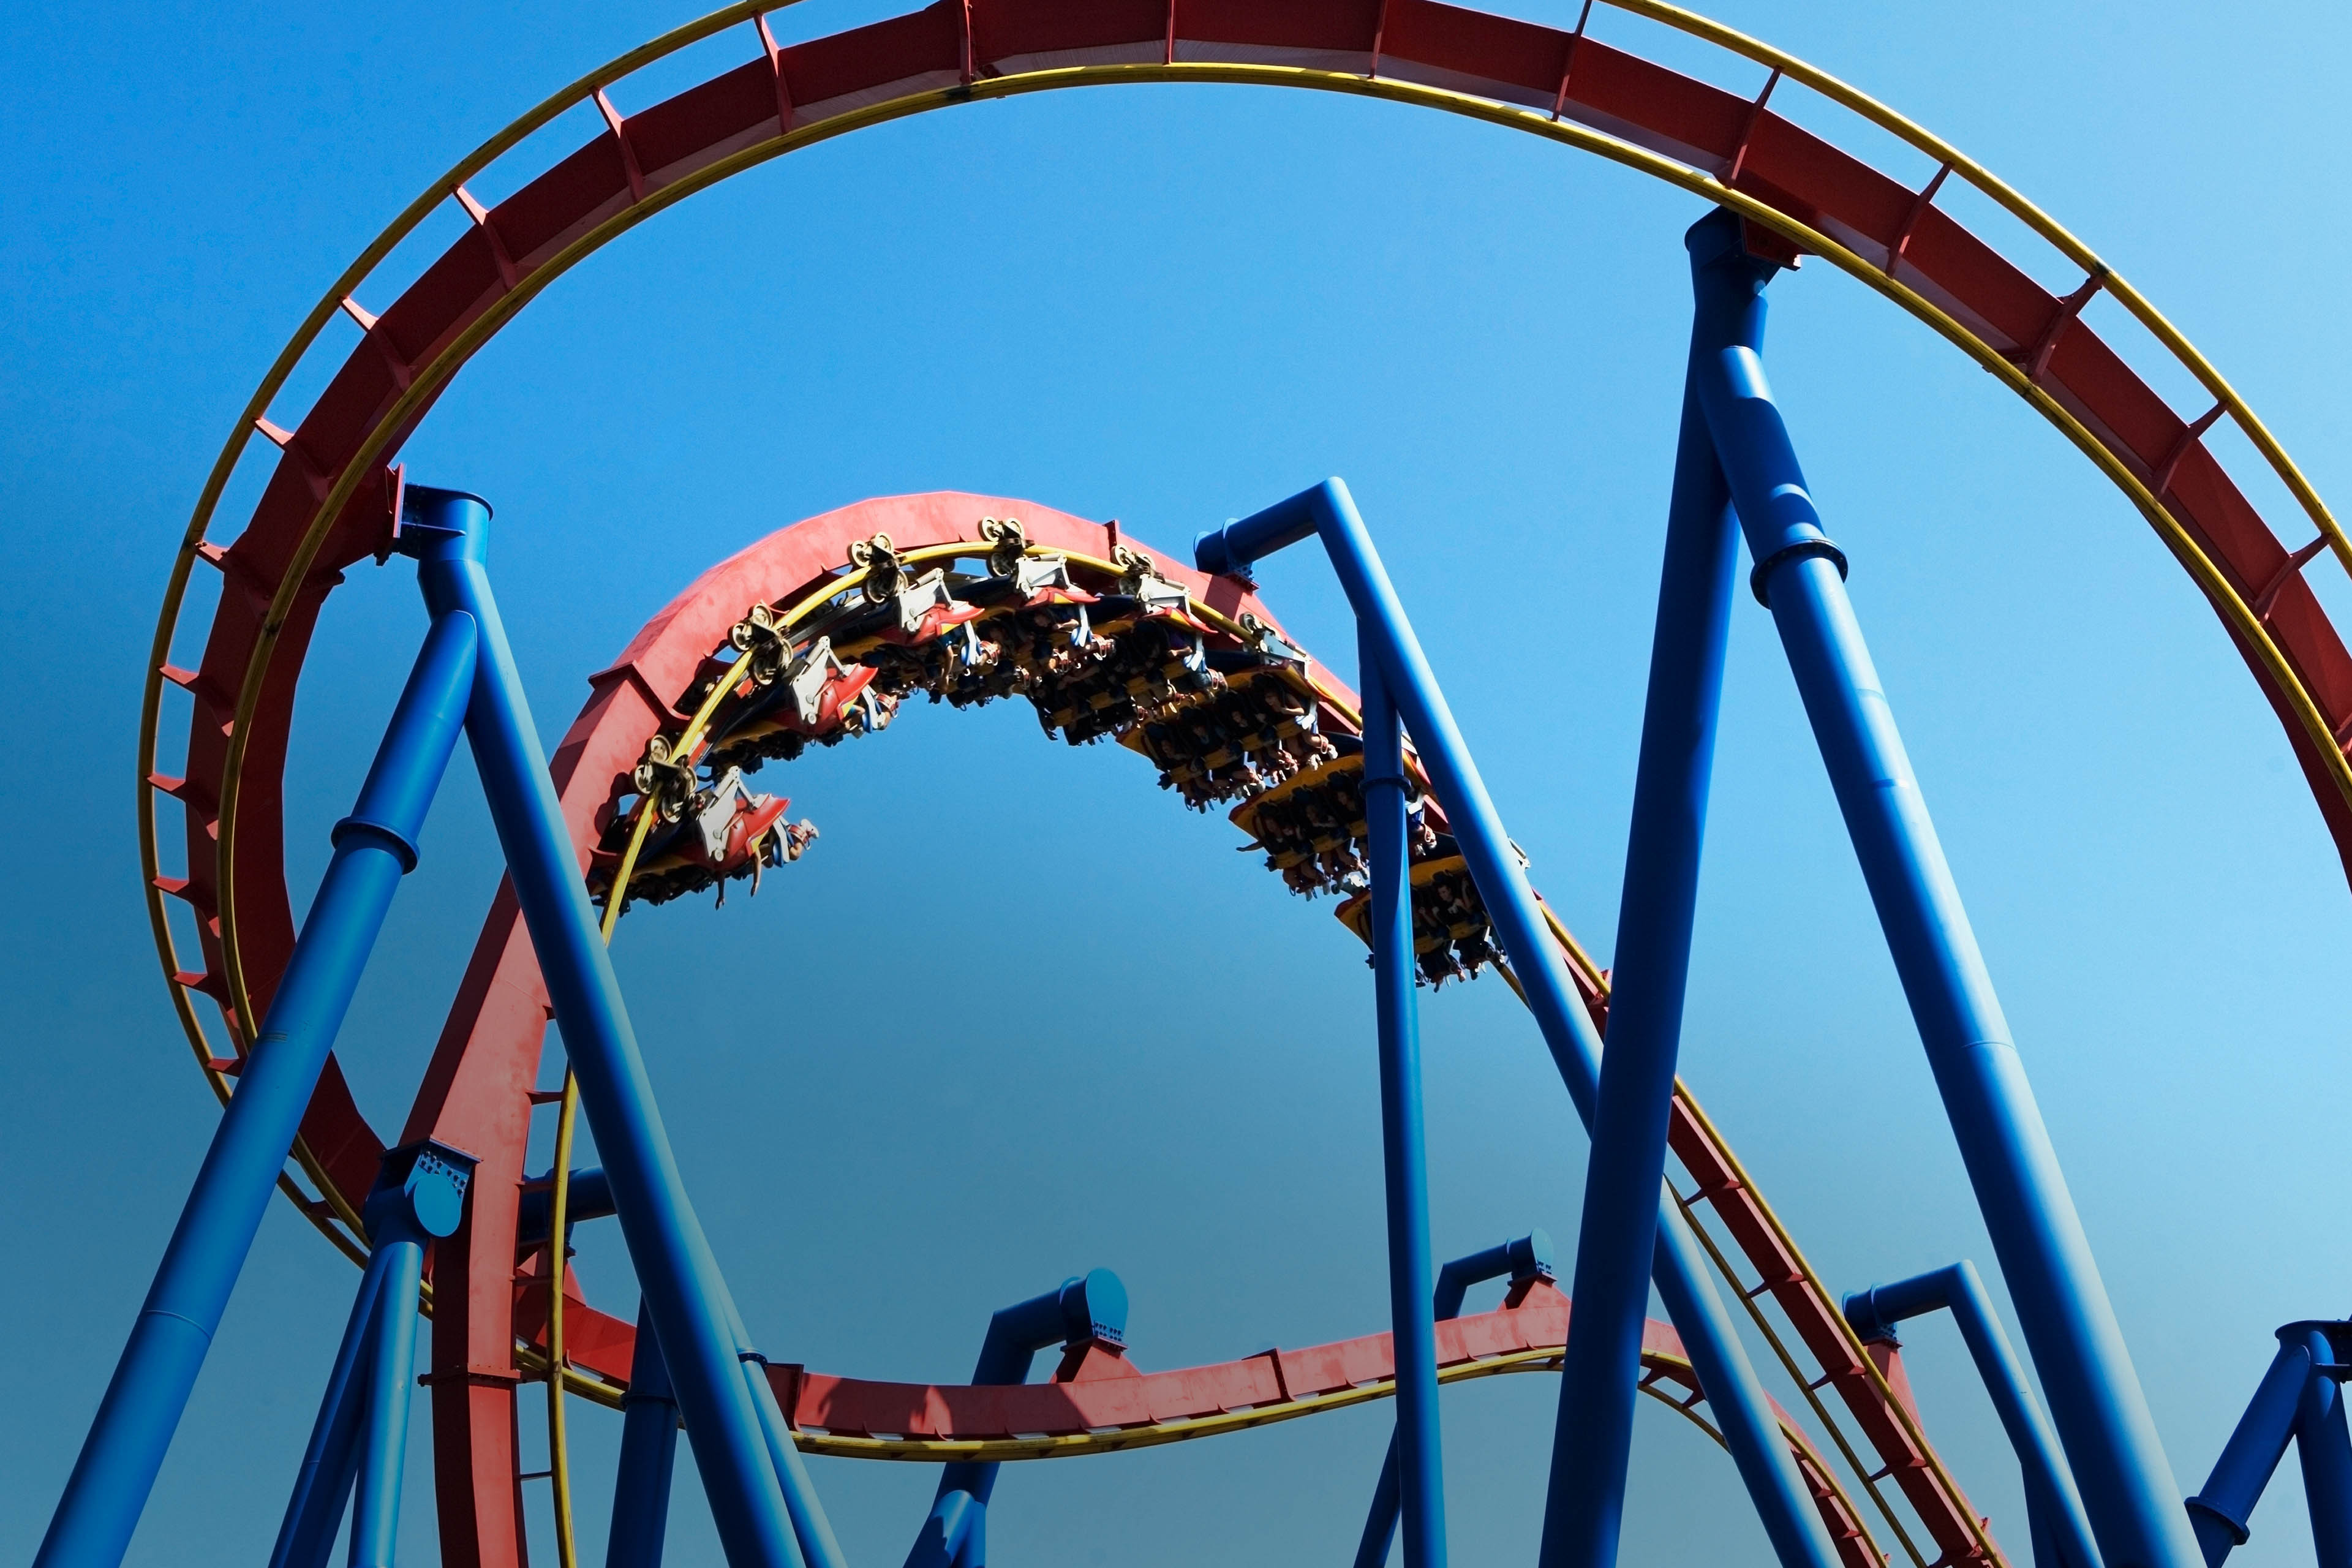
147,5,2352,1561
407,494,1313,1566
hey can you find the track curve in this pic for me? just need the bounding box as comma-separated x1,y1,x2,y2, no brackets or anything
368,493,1992,1566
132,5,2352,1565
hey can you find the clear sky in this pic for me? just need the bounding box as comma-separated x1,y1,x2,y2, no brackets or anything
2,2,2348,1565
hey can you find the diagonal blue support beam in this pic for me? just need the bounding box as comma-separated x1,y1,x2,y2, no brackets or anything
2288,1324,2352,1568
1197,479,1841,1568
37,606,478,1568
404,486,814,1568
266,1245,390,1568
1680,203,2201,1568
2187,1321,2352,1567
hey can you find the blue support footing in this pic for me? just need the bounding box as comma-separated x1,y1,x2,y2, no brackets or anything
1680,205,2200,1568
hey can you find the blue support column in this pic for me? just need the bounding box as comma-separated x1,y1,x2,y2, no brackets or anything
1197,481,1840,1568
1357,1233,1553,1568
1544,331,1743,1568
905,1271,1128,1568
609,1299,682,1568
347,1144,471,1568
1845,1262,2101,1568
37,608,478,1568
1360,635,1448,1568
401,486,811,1568
1680,204,2201,1568
267,1257,389,1568
267,1144,473,1568
726,1298,846,1568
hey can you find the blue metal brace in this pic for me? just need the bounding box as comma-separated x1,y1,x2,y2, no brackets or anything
266,1140,474,1568
1196,478,1841,1568
1355,1233,1555,1568
1679,205,2200,1568
1844,1261,2100,1568
2185,1320,2352,1566
903,1270,1128,1568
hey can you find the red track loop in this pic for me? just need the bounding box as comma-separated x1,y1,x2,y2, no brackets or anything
145,6,2352,1563
410,495,1333,1561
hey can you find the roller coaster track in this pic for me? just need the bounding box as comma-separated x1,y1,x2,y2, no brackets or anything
132,4,2352,1565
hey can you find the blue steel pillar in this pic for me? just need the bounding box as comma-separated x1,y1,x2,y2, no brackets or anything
1544,322,1743,1568
1682,204,2201,1568
1844,1261,2100,1568
1357,1232,1553,1568
266,1146,473,1568
267,1253,387,1568
1360,635,1449,1568
346,1144,471,1568
1196,481,1839,1568
904,1270,1127,1568
609,1299,682,1568
37,608,479,1568
402,486,811,1568
723,1295,846,1568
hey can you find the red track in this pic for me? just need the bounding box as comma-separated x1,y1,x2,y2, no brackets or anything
143,4,2352,1562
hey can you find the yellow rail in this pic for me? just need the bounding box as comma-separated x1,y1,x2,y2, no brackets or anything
131,7,2341,1554
146,26,2351,1140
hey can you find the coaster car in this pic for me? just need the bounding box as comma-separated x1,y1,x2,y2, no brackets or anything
1333,854,1499,986
1120,665,1335,810
591,766,817,910
706,635,894,773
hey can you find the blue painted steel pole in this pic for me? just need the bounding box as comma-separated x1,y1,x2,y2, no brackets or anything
2186,1335,2315,1564
724,1299,846,1568
1358,1234,1553,1568
1681,204,2201,1568
1196,481,1840,1568
1844,1262,2100,1568
1544,331,1743,1568
403,487,809,1568
1361,633,1449,1568
2292,1325,2352,1568
345,1210,425,1568
36,609,478,1568
347,1144,470,1568
266,1257,389,1568
610,1298,682,1568
905,1272,1128,1568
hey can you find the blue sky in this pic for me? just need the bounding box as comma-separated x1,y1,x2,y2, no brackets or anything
3,1,2348,1564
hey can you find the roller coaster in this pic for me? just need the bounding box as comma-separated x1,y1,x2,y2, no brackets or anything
30,4,2352,1568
